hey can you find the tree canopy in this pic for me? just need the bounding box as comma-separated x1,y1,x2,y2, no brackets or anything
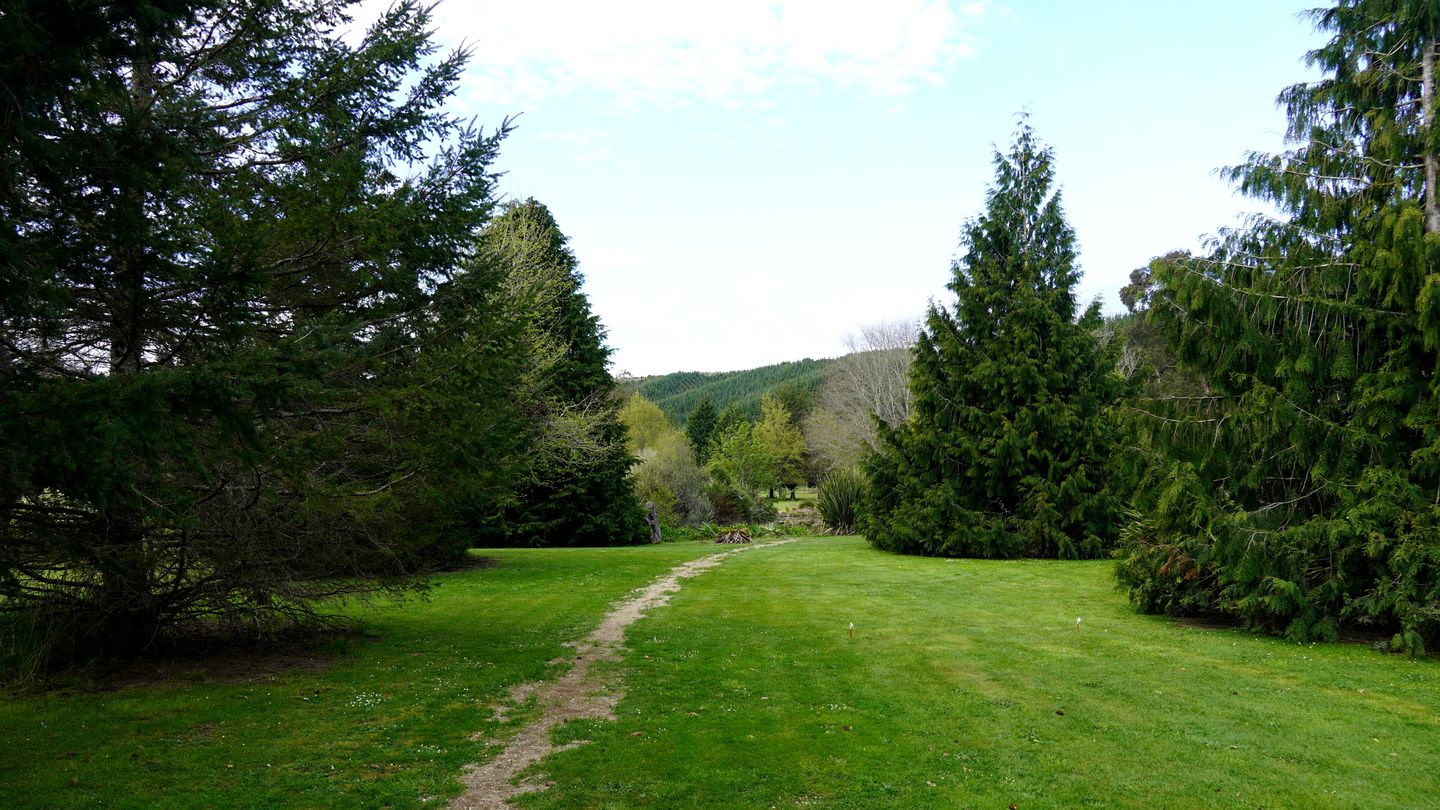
754,394,807,497
0,1,649,669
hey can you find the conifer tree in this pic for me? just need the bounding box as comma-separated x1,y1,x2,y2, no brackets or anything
1117,0,1440,653
0,0,513,657
474,199,646,547
685,396,719,462
400,248,534,566
862,121,1123,559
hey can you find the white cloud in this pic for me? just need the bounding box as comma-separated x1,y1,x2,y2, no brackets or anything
536,128,615,161
429,0,990,105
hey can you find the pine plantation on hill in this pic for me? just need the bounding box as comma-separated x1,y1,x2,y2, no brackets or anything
625,358,829,424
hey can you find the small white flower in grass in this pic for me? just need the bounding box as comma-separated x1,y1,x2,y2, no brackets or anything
348,690,385,708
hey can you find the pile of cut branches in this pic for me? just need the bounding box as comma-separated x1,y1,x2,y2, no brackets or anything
715,527,752,544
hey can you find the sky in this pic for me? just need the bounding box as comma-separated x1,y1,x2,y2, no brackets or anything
391,0,1328,376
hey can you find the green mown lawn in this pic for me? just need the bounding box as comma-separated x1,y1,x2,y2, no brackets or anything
770,487,818,513
0,544,717,809
521,537,1438,809
2,536,1436,808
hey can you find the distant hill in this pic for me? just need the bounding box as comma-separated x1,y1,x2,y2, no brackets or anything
624,358,830,424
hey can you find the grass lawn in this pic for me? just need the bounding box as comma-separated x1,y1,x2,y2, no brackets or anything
0,544,717,809
521,537,1438,809
770,486,818,513
2,536,1436,808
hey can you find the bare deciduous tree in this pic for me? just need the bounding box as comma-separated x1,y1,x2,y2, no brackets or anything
804,319,918,477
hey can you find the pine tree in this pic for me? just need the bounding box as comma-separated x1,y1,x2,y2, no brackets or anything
685,396,719,463
475,199,646,547
862,121,1124,559
0,0,508,655
1117,0,1440,653
400,246,534,566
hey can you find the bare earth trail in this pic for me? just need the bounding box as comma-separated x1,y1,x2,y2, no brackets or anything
448,539,797,809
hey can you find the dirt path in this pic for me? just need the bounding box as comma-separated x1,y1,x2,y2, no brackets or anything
447,539,795,809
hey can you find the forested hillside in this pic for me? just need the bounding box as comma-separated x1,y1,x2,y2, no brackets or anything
625,358,829,424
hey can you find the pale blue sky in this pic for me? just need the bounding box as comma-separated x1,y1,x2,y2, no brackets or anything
414,1,1325,375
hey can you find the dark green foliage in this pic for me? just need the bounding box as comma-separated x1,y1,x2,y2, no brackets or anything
772,379,816,425
862,121,1124,559
1118,250,1185,314
1116,1,1440,653
817,468,866,534
470,200,646,548
0,0,514,662
713,402,749,437
628,359,828,425
1106,257,1216,511
685,396,719,463
398,255,534,566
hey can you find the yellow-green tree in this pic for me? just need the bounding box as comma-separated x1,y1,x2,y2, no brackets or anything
619,394,712,526
754,394,807,498
620,393,675,456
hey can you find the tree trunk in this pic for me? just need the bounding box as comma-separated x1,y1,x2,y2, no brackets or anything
94,511,161,651
110,50,154,375
94,47,159,651
644,501,662,544
1424,40,1439,234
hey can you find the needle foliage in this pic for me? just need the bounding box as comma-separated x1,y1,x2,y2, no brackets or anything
0,0,542,665
1115,0,1440,653
862,122,1123,559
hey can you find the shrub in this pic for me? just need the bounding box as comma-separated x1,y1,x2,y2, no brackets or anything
632,433,713,526
817,468,866,534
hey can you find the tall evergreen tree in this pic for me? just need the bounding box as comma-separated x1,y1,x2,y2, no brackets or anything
862,122,1124,559
474,199,646,547
685,395,719,463
399,247,534,566
0,0,508,655
1117,0,1440,653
